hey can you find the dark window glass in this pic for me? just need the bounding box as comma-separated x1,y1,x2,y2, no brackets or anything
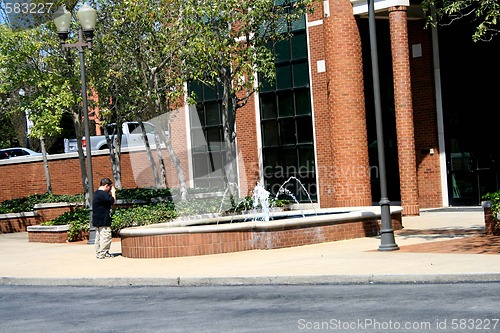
206,128,221,151
196,105,205,127
278,92,294,117
188,82,228,188
282,147,298,168
260,76,274,92
275,39,290,62
263,148,280,173
262,121,279,146
279,118,296,145
295,89,311,115
204,85,217,100
291,33,307,59
206,102,220,126
261,94,277,119
258,27,317,202
296,116,313,143
127,123,139,133
298,146,315,169
291,13,305,31
144,123,155,134
293,62,309,87
276,64,292,90
191,81,203,102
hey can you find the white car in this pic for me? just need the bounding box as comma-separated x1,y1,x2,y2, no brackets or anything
0,147,43,159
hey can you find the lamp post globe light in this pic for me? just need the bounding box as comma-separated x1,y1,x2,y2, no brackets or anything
53,3,97,244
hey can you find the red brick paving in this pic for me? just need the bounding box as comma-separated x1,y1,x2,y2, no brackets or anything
395,229,500,255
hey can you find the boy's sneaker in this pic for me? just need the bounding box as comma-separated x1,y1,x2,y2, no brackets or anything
97,252,114,259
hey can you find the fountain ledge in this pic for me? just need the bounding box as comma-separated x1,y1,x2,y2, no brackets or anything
120,206,403,258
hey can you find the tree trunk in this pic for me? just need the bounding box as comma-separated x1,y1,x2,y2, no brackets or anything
154,132,167,189
72,109,90,207
221,75,238,196
156,123,187,200
103,125,123,189
39,137,52,194
139,120,161,188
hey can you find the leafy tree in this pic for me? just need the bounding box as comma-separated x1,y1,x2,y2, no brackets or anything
0,23,76,193
0,0,100,204
422,0,500,42
89,0,190,198
0,93,19,148
181,0,315,193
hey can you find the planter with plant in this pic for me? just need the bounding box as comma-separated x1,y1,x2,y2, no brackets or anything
40,208,91,241
482,191,500,236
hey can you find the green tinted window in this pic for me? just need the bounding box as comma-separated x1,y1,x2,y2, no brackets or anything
278,92,294,117
206,102,220,126
258,29,317,202
275,39,291,62
291,33,307,59
293,62,309,87
261,94,277,119
262,121,279,146
276,65,292,90
295,90,311,115
188,83,227,188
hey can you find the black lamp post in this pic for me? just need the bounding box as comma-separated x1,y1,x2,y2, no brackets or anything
53,4,97,244
367,0,399,251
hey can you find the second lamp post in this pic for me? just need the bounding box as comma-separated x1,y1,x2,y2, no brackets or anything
53,3,97,244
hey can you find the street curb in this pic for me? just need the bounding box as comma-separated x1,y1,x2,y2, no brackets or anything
2,273,500,287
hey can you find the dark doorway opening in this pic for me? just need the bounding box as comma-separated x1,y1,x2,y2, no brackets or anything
438,20,500,205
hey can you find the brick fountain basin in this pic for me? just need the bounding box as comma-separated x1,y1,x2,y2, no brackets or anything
119,206,403,258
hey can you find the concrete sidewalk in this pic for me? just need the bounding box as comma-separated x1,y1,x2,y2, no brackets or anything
1,208,499,286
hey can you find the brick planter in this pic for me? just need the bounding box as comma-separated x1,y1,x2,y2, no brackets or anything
0,202,80,234
483,201,500,236
0,212,39,233
121,207,403,258
27,225,69,243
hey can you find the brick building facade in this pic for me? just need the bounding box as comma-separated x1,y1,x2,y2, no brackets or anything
2,0,499,215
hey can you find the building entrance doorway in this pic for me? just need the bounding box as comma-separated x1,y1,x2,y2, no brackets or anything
439,20,500,206
448,151,499,206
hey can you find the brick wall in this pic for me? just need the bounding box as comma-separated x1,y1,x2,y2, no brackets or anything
308,2,331,208
121,214,402,258
483,206,499,236
318,0,372,207
389,7,420,216
408,20,442,207
0,214,39,233
164,107,190,189
28,230,68,243
0,204,78,233
0,147,190,202
35,204,79,222
235,93,261,196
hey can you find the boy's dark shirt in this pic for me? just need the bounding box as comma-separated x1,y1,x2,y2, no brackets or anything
92,190,114,227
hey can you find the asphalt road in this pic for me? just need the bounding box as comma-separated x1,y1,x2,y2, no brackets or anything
1,282,500,332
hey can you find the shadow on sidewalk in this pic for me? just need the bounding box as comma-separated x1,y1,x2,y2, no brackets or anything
396,232,500,255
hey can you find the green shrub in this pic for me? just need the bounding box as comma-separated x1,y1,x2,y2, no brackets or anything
0,193,84,214
482,190,500,232
111,202,178,234
41,208,90,242
116,188,172,201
